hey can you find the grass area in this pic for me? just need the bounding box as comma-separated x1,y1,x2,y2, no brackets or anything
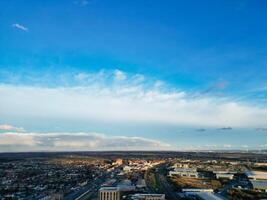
144,169,157,190
147,172,157,188
170,176,222,190
145,170,165,192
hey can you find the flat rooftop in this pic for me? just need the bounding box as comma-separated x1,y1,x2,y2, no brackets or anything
246,171,267,180
197,192,226,200
99,187,119,191
132,194,165,198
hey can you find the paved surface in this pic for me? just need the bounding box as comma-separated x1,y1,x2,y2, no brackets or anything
64,170,116,200
145,164,181,200
155,166,182,200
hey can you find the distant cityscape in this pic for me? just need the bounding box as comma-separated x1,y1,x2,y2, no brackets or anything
0,151,267,200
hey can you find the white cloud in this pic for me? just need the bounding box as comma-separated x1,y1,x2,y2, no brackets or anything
223,144,232,148
0,124,25,132
12,23,28,32
131,74,145,83
1,70,267,128
114,69,126,81
154,80,164,88
74,72,89,82
0,132,35,146
205,144,218,148
179,144,237,151
1,83,267,128
0,132,171,152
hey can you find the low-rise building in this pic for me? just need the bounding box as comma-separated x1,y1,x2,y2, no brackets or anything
246,171,267,192
181,189,225,200
113,159,123,166
123,166,132,173
250,180,267,192
169,168,199,178
246,171,267,180
117,180,135,192
215,173,234,180
136,178,146,188
131,194,165,200
195,192,226,200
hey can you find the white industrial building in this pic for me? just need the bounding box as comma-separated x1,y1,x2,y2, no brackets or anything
131,194,165,200
169,168,199,178
246,171,267,192
180,189,226,200
246,171,267,180
250,180,267,192
215,172,234,180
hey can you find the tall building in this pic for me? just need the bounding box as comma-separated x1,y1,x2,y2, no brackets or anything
99,187,120,200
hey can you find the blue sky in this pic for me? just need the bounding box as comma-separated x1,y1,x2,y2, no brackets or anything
0,0,267,151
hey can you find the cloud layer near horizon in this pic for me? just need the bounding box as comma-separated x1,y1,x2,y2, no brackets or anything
1,70,267,128
0,124,25,132
0,131,171,152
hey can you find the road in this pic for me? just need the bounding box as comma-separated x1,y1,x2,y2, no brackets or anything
155,166,182,200
64,169,117,200
145,164,181,200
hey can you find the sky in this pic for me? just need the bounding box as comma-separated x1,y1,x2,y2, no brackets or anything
0,0,267,151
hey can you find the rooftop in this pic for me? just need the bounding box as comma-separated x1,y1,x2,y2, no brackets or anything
246,171,267,180
99,187,119,191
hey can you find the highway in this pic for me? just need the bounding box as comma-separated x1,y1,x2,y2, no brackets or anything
64,169,117,200
145,164,181,200
64,177,101,200
155,166,182,200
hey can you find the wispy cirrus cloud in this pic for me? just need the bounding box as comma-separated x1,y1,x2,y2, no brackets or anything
202,80,229,94
12,23,28,32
